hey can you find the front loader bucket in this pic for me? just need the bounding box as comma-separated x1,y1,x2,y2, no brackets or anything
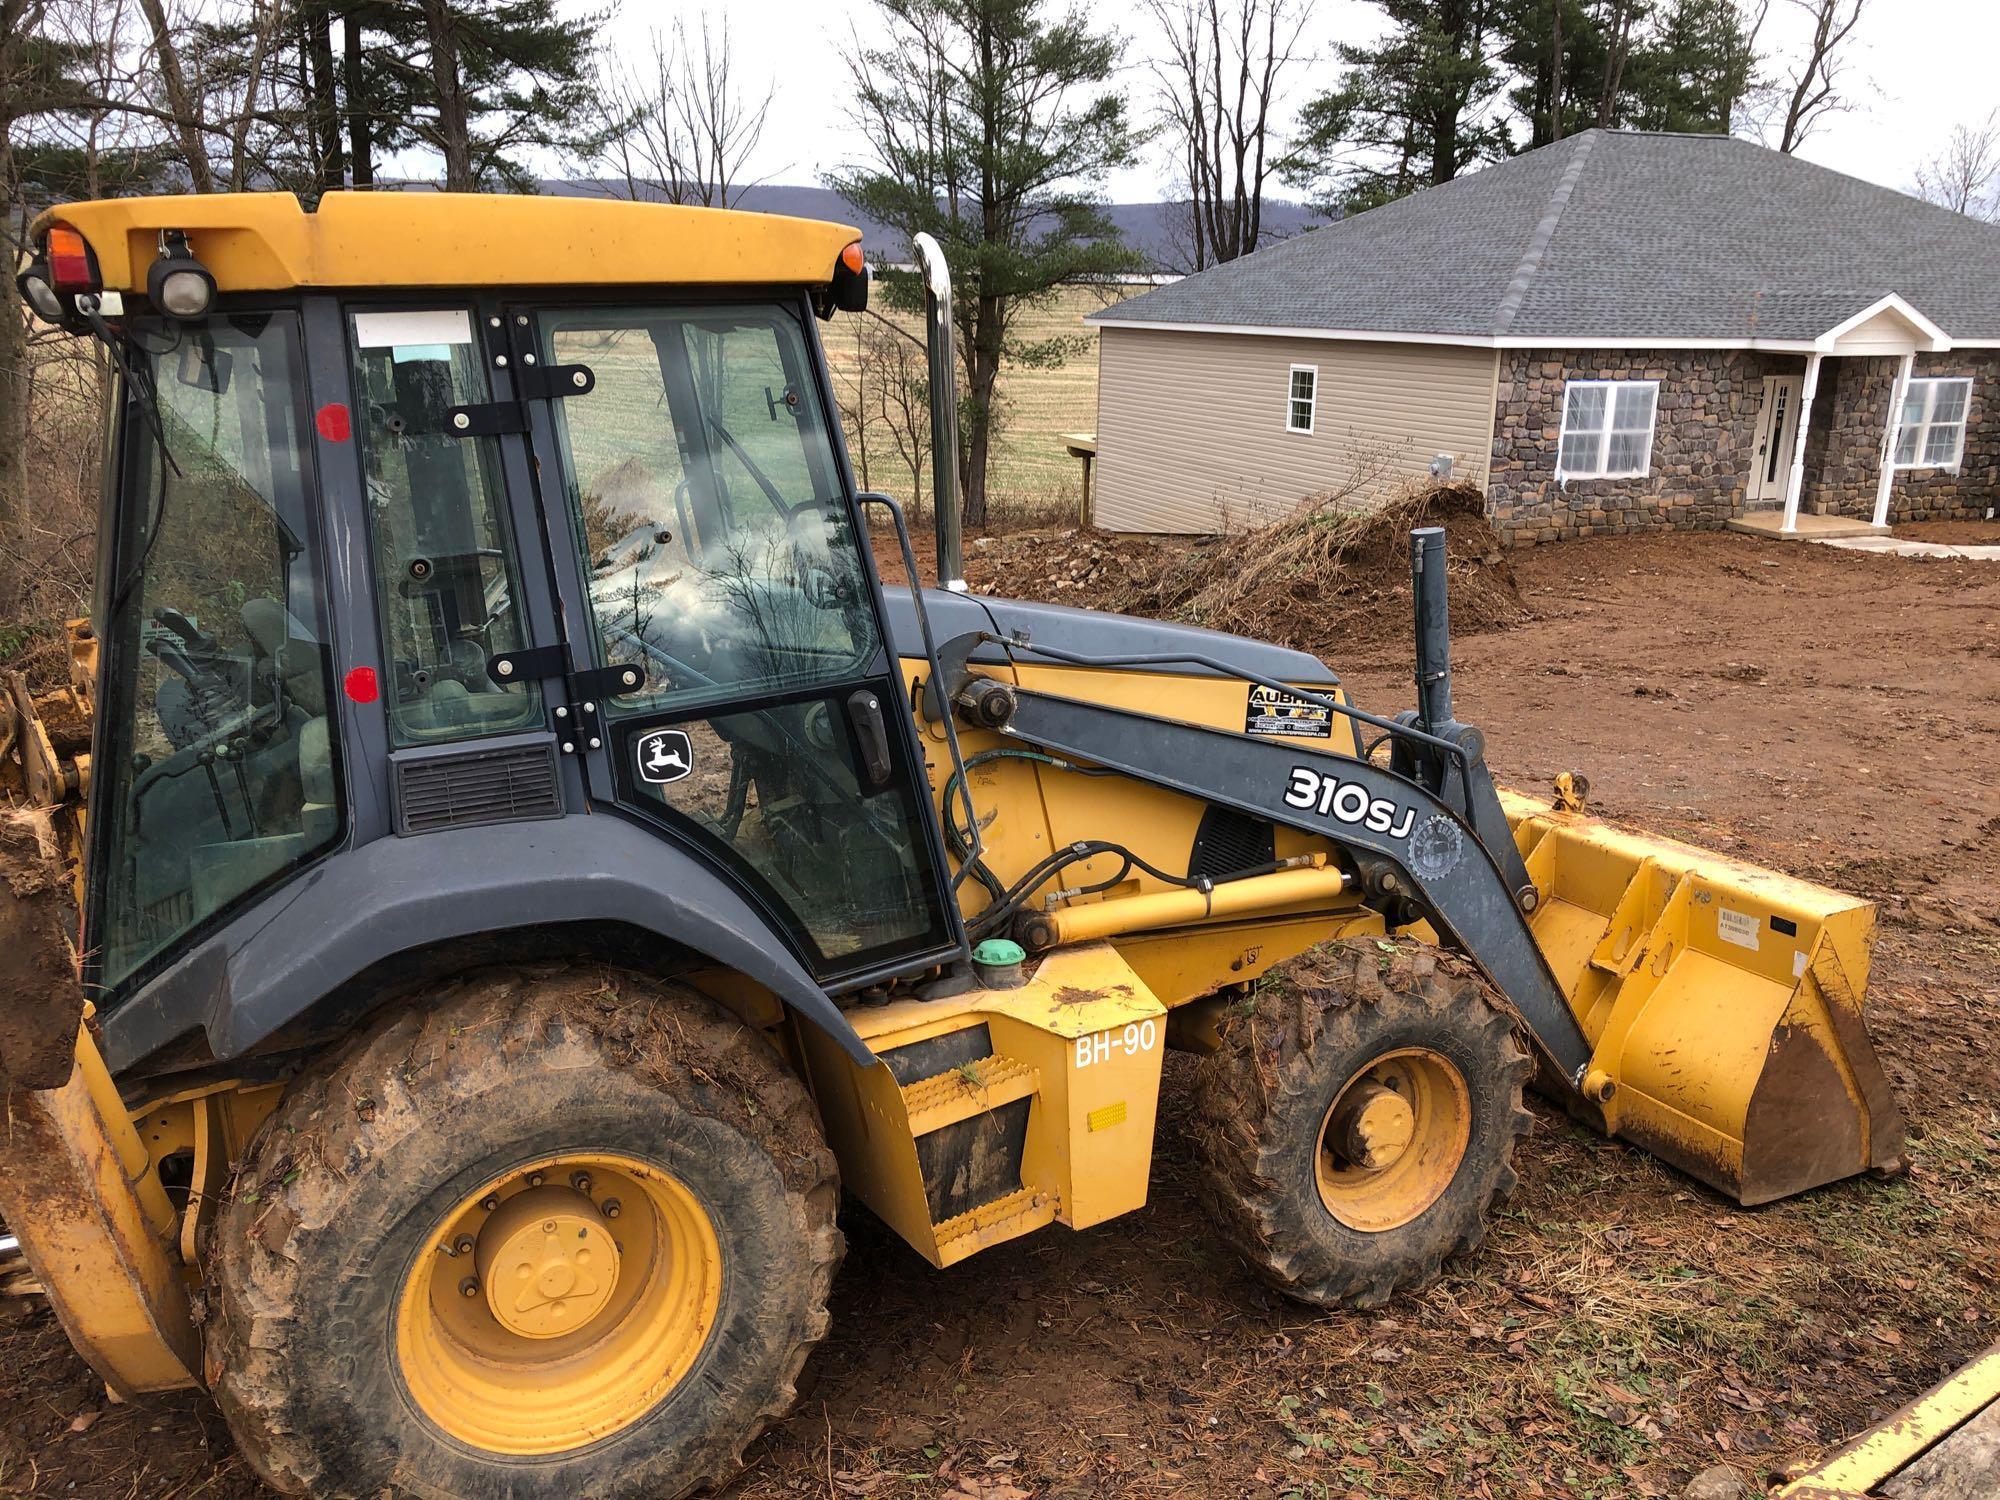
1500,790,1904,1205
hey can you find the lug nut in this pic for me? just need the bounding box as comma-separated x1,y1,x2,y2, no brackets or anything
571,1171,593,1194
454,1235,475,1256
527,1172,545,1187
600,1198,622,1219
482,1195,500,1212
459,1277,480,1298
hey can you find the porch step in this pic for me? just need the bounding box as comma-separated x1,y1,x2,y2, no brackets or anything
932,1185,1059,1267
1727,512,1890,541
902,1054,1039,1136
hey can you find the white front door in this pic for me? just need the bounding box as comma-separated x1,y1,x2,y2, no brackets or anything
1746,374,1804,506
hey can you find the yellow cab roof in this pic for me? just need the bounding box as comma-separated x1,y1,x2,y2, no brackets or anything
31,191,863,295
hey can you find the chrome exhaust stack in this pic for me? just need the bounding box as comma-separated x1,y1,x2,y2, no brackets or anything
911,232,966,593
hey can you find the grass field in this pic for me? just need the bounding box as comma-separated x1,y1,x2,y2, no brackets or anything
823,282,1143,529
531,285,1141,547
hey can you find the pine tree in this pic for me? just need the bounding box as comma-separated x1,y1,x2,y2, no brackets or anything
347,0,613,191
831,0,1142,531
1622,0,1759,135
1281,0,1512,216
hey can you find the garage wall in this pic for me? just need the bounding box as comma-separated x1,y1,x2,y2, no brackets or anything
1091,325,1499,533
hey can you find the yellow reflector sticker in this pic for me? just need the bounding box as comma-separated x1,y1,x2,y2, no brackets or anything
1087,1101,1127,1133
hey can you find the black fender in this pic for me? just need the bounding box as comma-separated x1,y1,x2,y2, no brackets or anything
100,815,876,1074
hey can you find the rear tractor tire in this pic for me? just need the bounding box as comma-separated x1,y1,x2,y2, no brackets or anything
1189,937,1532,1309
205,966,841,1500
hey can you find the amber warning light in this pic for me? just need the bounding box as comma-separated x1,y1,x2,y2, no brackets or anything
829,241,868,314
45,225,98,291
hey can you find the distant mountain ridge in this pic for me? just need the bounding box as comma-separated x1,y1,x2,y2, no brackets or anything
543,179,1322,273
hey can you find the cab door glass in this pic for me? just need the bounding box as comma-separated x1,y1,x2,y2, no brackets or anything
627,700,950,966
348,309,540,744
92,313,341,992
537,305,877,716
535,302,952,975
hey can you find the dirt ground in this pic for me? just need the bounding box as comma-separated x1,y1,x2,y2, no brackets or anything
3,528,1997,1499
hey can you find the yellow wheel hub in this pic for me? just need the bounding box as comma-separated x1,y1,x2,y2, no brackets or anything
1314,1048,1471,1233
395,1153,722,1456
476,1187,622,1339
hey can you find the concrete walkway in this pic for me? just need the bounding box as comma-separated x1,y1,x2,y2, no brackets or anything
1726,509,2000,560
1817,535,2000,560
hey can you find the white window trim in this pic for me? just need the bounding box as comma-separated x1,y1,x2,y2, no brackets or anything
1554,378,1660,481
1286,363,1317,434
1892,376,1972,471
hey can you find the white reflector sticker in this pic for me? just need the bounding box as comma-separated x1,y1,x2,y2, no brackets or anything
353,308,472,350
1793,949,1809,978
1717,907,1761,951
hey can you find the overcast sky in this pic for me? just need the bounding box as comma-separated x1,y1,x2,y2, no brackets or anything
588,0,1999,206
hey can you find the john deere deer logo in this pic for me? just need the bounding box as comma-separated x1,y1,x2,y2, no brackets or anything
634,728,693,785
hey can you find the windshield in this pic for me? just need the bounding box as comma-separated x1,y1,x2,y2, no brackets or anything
87,313,341,995
537,303,880,716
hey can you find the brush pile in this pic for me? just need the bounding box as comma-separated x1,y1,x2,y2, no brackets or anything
966,481,1527,659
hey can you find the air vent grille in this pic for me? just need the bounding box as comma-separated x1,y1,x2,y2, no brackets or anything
394,741,562,835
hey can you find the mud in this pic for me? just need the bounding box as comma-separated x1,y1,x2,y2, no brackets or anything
0,810,84,1090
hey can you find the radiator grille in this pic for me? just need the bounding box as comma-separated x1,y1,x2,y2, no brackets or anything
394,741,562,835
1188,803,1276,881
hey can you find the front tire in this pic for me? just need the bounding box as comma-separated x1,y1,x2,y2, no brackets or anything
206,966,841,1499
1189,937,1531,1309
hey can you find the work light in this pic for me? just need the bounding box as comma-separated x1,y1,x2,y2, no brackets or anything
147,230,215,319
16,260,63,323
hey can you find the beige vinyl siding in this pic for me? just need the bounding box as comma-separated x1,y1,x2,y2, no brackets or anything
1093,326,1500,533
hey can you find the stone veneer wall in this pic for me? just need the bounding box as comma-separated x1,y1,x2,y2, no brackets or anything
1487,347,1999,543
1805,352,2000,522
1486,348,1800,545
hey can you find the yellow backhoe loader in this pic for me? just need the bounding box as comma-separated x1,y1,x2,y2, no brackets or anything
0,192,1906,1498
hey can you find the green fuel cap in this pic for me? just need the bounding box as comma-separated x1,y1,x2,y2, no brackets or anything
972,938,1028,988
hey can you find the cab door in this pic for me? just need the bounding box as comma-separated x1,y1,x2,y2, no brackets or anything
512,297,963,989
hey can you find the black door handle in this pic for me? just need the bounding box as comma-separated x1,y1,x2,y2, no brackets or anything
846,688,893,790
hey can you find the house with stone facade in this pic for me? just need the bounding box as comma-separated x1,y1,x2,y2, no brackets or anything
1085,130,2000,544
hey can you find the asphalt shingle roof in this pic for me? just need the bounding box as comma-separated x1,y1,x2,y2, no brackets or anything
1090,131,2000,342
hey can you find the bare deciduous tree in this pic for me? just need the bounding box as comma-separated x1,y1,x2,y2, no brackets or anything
1146,0,1310,272
863,315,931,524
1912,111,2000,221
1772,0,1864,153
135,0,213,189
834,312,933,521
596,14,774,207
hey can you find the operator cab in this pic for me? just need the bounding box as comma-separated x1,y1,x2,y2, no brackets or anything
29,195,960,1039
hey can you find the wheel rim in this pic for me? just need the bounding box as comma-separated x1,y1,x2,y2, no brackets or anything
395,1152,722,1456
1313,1048,1472,1232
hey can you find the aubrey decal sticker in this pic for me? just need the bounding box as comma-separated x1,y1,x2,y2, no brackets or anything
1245,683,1334,739
1282,764,1416,839
634,727,694,785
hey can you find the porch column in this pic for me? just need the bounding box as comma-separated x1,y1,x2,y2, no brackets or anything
1872,351,1916,528
1779,352,1823,533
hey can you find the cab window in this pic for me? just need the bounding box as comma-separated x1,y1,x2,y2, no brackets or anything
537,304,877,717
348,309,540,744
91,313,341,993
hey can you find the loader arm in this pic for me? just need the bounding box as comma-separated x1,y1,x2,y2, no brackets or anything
996,683,1596,1087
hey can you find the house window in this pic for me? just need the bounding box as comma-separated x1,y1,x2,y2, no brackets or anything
1894,377,1971,469
1286,365,1316,434
1556,379,1658,479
